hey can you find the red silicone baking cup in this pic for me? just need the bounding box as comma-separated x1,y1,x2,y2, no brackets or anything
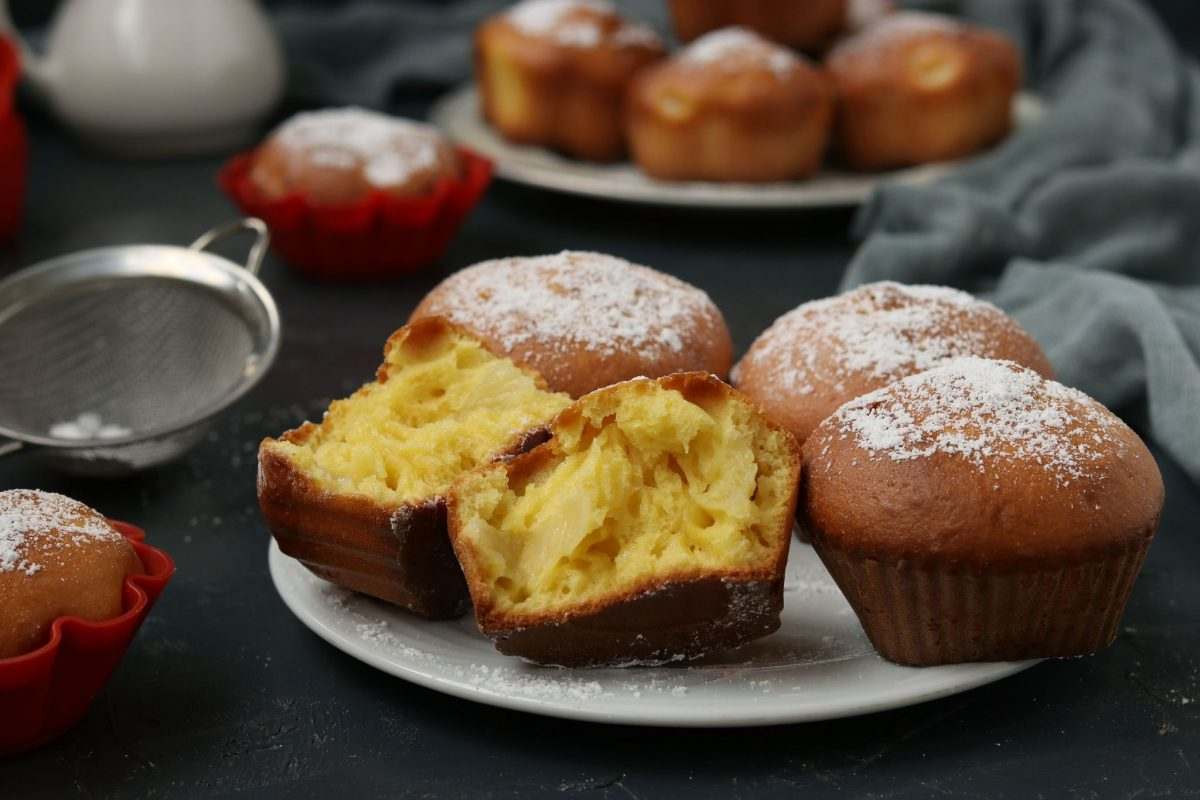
219,146,493,280
0,521,174,755
0,35,25,242
0,36,17,119
0,111,27,243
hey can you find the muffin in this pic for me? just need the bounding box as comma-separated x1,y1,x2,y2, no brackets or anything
246,109,466,196
626,27,834,182
448,373,801,667
733,282,1053,448
825,12,1021,170
802,358,1163,666
668,0,847,53
220,108,491,279
247,108,462,205
0,490,142,659
258,317,570,618
475,0,665,161
411,251,733,398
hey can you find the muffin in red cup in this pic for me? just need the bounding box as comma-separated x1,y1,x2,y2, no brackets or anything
0,36,26,243
220,107,492,280
0,490,174,754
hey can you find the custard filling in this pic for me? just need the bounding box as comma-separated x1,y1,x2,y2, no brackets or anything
455,379,795,614
268,326,570,505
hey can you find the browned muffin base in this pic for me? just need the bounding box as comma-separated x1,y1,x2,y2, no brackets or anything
814,534,1153,665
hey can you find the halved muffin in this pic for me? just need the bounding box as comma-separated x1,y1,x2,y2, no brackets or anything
447,373,800,666
258,317,570,619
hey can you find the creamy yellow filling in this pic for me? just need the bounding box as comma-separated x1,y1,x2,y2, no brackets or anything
457,380,794,614
269,330,570,505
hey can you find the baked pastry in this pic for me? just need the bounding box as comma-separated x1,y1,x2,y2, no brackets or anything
258,317,570,618
668,0,847,53
246,107,462,206
626,27,834,182
475,0,665,161
802,357,1163,665
411,251,733,398
825,12,1021,170
448,373,800,666
733,281,1053,447
0,490,142,659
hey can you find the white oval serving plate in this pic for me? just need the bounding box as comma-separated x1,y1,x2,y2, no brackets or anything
269,538,1037,727
430,85,1045,209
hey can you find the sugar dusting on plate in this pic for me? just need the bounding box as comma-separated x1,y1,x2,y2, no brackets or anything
420,251,716,358
0,489,121,576
273,107,444,189
505,0,660,48
733,281,1012,396
833,357,1120,483
681,27,800,78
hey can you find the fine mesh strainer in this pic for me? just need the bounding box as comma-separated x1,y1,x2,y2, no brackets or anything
0,218,280,476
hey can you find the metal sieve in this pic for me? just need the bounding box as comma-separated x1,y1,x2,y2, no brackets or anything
0,218,280,477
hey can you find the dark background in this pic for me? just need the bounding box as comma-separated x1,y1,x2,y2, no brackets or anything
2,2,1198,798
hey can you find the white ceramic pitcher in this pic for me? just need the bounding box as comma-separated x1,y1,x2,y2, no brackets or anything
0,0,286,157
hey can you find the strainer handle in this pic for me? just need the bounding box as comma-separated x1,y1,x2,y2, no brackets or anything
0,439,23,459
189,218,271,276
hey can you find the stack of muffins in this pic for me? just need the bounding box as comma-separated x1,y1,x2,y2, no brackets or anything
473,0,1023,180
258,253,1163,669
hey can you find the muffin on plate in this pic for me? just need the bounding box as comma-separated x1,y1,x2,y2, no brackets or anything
668,0,848,53
0,490,142,659
733,281,1052,448
258,317,570,619
220,107,491,279
802,358,1163,665
626,27,834,182
825,12,1021,170
448,373,801,667
411,251,732,398
475,0,665,161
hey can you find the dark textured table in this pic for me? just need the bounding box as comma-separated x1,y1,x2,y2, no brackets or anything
4,10,1200,798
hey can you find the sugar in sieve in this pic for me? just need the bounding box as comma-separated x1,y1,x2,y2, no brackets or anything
0,218,280,476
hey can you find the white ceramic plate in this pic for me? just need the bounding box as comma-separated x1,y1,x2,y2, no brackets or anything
430,85,1046,209
269,538,1037,727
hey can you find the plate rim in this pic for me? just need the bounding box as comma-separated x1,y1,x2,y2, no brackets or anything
268,541,1038,728
430,84,1046,210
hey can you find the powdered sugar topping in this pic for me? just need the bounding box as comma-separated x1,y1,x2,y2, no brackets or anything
830,10,962,60
0,490,120,576
505,0,660,48
735,282,1011,396
421,251,715,357
681,27,800,78
834,357,1119,482
273,107,445,188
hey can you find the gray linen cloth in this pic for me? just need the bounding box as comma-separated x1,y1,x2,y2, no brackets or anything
272,0,1200,479
843,0,1200,480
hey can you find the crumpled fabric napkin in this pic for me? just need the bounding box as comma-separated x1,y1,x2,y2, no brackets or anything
842,0,1200,481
